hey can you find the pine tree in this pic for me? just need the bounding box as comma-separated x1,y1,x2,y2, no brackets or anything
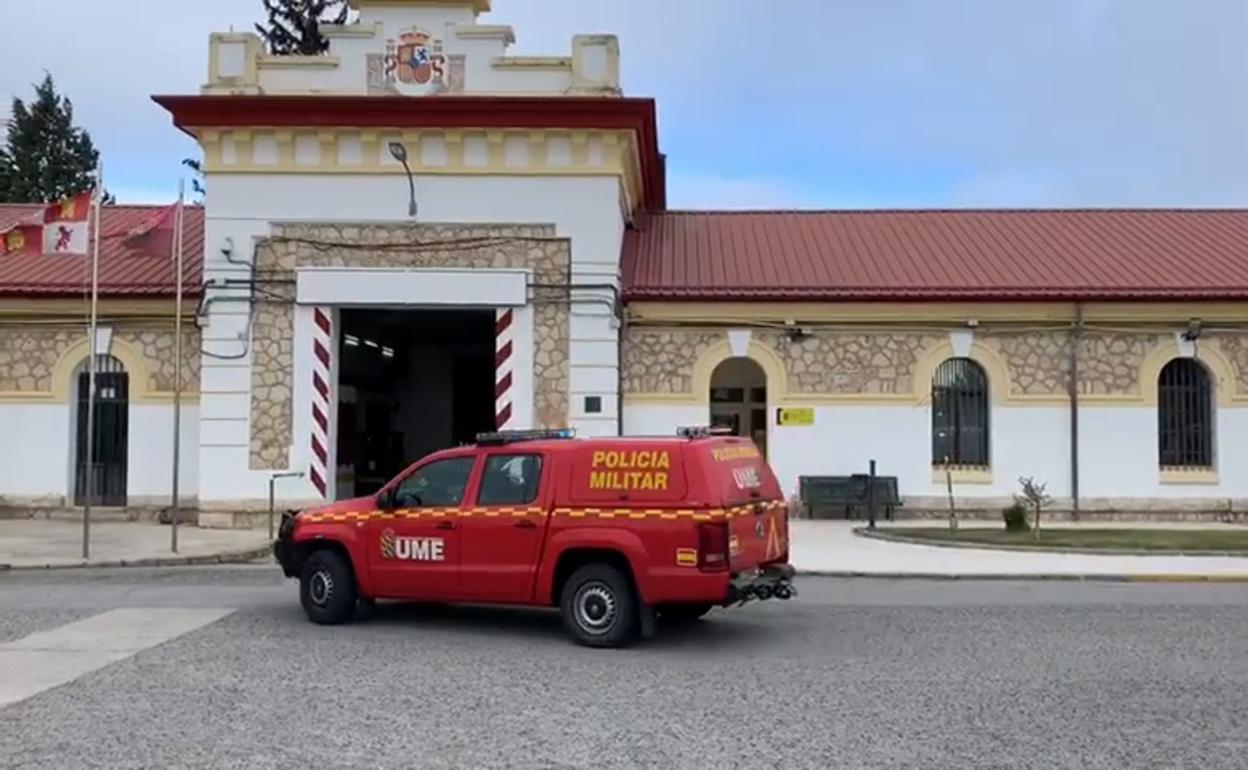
182,157,206,199
255,0,349,55
0,74,102,204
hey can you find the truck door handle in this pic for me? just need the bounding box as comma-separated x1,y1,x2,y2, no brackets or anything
515,519,537,530
436,521,456,531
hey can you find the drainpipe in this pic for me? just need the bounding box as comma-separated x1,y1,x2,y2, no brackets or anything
617,307,627,437
1069,303,1083,521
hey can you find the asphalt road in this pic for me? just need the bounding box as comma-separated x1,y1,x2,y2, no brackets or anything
2,568,1247,769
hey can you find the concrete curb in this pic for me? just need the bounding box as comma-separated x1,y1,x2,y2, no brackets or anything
855,527,1248,558
1,545,272,572
794,569,1248,582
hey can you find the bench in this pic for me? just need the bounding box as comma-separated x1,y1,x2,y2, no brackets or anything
799,475,901,521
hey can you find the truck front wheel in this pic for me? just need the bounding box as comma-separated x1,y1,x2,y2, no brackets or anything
559,563,640,648
300,549,357,625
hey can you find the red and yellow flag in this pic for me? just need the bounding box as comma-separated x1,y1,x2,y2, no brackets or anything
44,191,93,224
1,224,41,256
0,190,96,257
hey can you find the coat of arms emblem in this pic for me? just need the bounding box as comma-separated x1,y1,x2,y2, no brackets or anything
368,27,447,95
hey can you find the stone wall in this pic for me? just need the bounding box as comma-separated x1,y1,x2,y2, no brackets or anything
0,328,76,391
0,325,199,395
117,329,202,394
622,326,1248,400
979,332,1160,396
1217,336,1248,393
765,330,944,395
248,222,573,470
621,330,722,394
249,300,295,471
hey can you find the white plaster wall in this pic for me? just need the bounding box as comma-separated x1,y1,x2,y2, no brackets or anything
127,405,201,503
623,402,1068,500
360,6,477,35
200,173,622,506
622,403,704,440
0,403,198,505
476,67,573,95
625,402,1248,505
1082,406,1248,498
0,404,71,503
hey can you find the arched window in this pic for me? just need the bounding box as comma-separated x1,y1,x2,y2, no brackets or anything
1158,359,1213,468
709,357,768,459
932,358,989,467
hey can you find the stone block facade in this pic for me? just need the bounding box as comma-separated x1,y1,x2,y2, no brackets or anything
0,328,77,392
764,330,944,395
118,329,202,394
622,330,722,394
623,326,1248,401
0,325,199,396
248,223,573,470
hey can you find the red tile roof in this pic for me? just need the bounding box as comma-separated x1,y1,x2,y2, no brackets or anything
0,204,204,298
622,210,1248,302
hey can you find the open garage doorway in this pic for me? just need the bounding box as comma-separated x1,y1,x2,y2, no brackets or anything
336,308,496,498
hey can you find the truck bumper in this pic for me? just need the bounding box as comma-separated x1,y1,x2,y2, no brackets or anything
273,512,299,578
724,563,797,605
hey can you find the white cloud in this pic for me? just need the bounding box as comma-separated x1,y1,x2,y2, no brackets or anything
1,0,1246,207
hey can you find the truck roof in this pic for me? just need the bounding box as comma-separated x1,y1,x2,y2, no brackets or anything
469,428,746,453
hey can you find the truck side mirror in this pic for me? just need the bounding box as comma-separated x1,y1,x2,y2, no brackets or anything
377,489,393,510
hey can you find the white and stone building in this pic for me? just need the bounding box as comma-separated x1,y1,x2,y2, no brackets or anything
2,0,1247,523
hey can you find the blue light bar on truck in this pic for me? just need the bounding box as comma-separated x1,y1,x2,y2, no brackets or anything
676,425,735,439
475,428,576,445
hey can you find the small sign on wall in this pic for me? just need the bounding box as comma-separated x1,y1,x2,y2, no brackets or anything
776,407,815,427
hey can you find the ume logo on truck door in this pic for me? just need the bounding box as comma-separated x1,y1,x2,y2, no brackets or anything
380,529,445,561
732,467,761,489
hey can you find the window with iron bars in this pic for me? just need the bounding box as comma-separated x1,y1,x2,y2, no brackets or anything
931,358,989,467
1158,358,1214,468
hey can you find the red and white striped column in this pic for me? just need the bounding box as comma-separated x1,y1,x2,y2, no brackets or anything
495,308,515,430
310,307,333,498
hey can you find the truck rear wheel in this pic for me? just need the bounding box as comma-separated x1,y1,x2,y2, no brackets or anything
300,549,357,625
559,563,639,648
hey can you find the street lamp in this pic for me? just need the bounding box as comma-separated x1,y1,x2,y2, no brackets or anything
388,141,418,218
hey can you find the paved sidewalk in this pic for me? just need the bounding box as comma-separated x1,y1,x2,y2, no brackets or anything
0,520,270,569
789,520,1248,580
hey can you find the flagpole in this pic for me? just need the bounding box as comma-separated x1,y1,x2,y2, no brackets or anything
82,167,103,560
171,180,186,553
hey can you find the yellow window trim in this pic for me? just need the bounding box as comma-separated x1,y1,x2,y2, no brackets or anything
1159,468,1219,485
932,466,993,485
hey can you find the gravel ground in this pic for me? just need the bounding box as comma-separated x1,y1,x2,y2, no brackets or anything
0,609,95,645
2,569,1247,769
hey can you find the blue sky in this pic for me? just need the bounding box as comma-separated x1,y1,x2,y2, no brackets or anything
2,0,1246,208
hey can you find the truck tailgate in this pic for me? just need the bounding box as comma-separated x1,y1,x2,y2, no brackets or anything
729,498,788,571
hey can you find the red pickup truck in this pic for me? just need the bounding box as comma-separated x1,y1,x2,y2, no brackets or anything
274,427,795,647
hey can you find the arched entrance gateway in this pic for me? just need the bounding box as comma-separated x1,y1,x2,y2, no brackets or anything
74,354,129,506
155,0,662,513
709,357,768,458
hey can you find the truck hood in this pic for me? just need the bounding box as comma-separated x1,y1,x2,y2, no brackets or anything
298,496,375,517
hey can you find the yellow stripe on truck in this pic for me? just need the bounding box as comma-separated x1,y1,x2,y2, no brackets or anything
299,503,786,524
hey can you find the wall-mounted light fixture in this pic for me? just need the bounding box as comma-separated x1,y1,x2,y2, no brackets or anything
388,142,418,218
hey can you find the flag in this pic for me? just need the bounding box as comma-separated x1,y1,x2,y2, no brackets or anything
0,206,47,257
41,190,93,256
123,202,179,257
0,190,94,257
1,223,41,256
